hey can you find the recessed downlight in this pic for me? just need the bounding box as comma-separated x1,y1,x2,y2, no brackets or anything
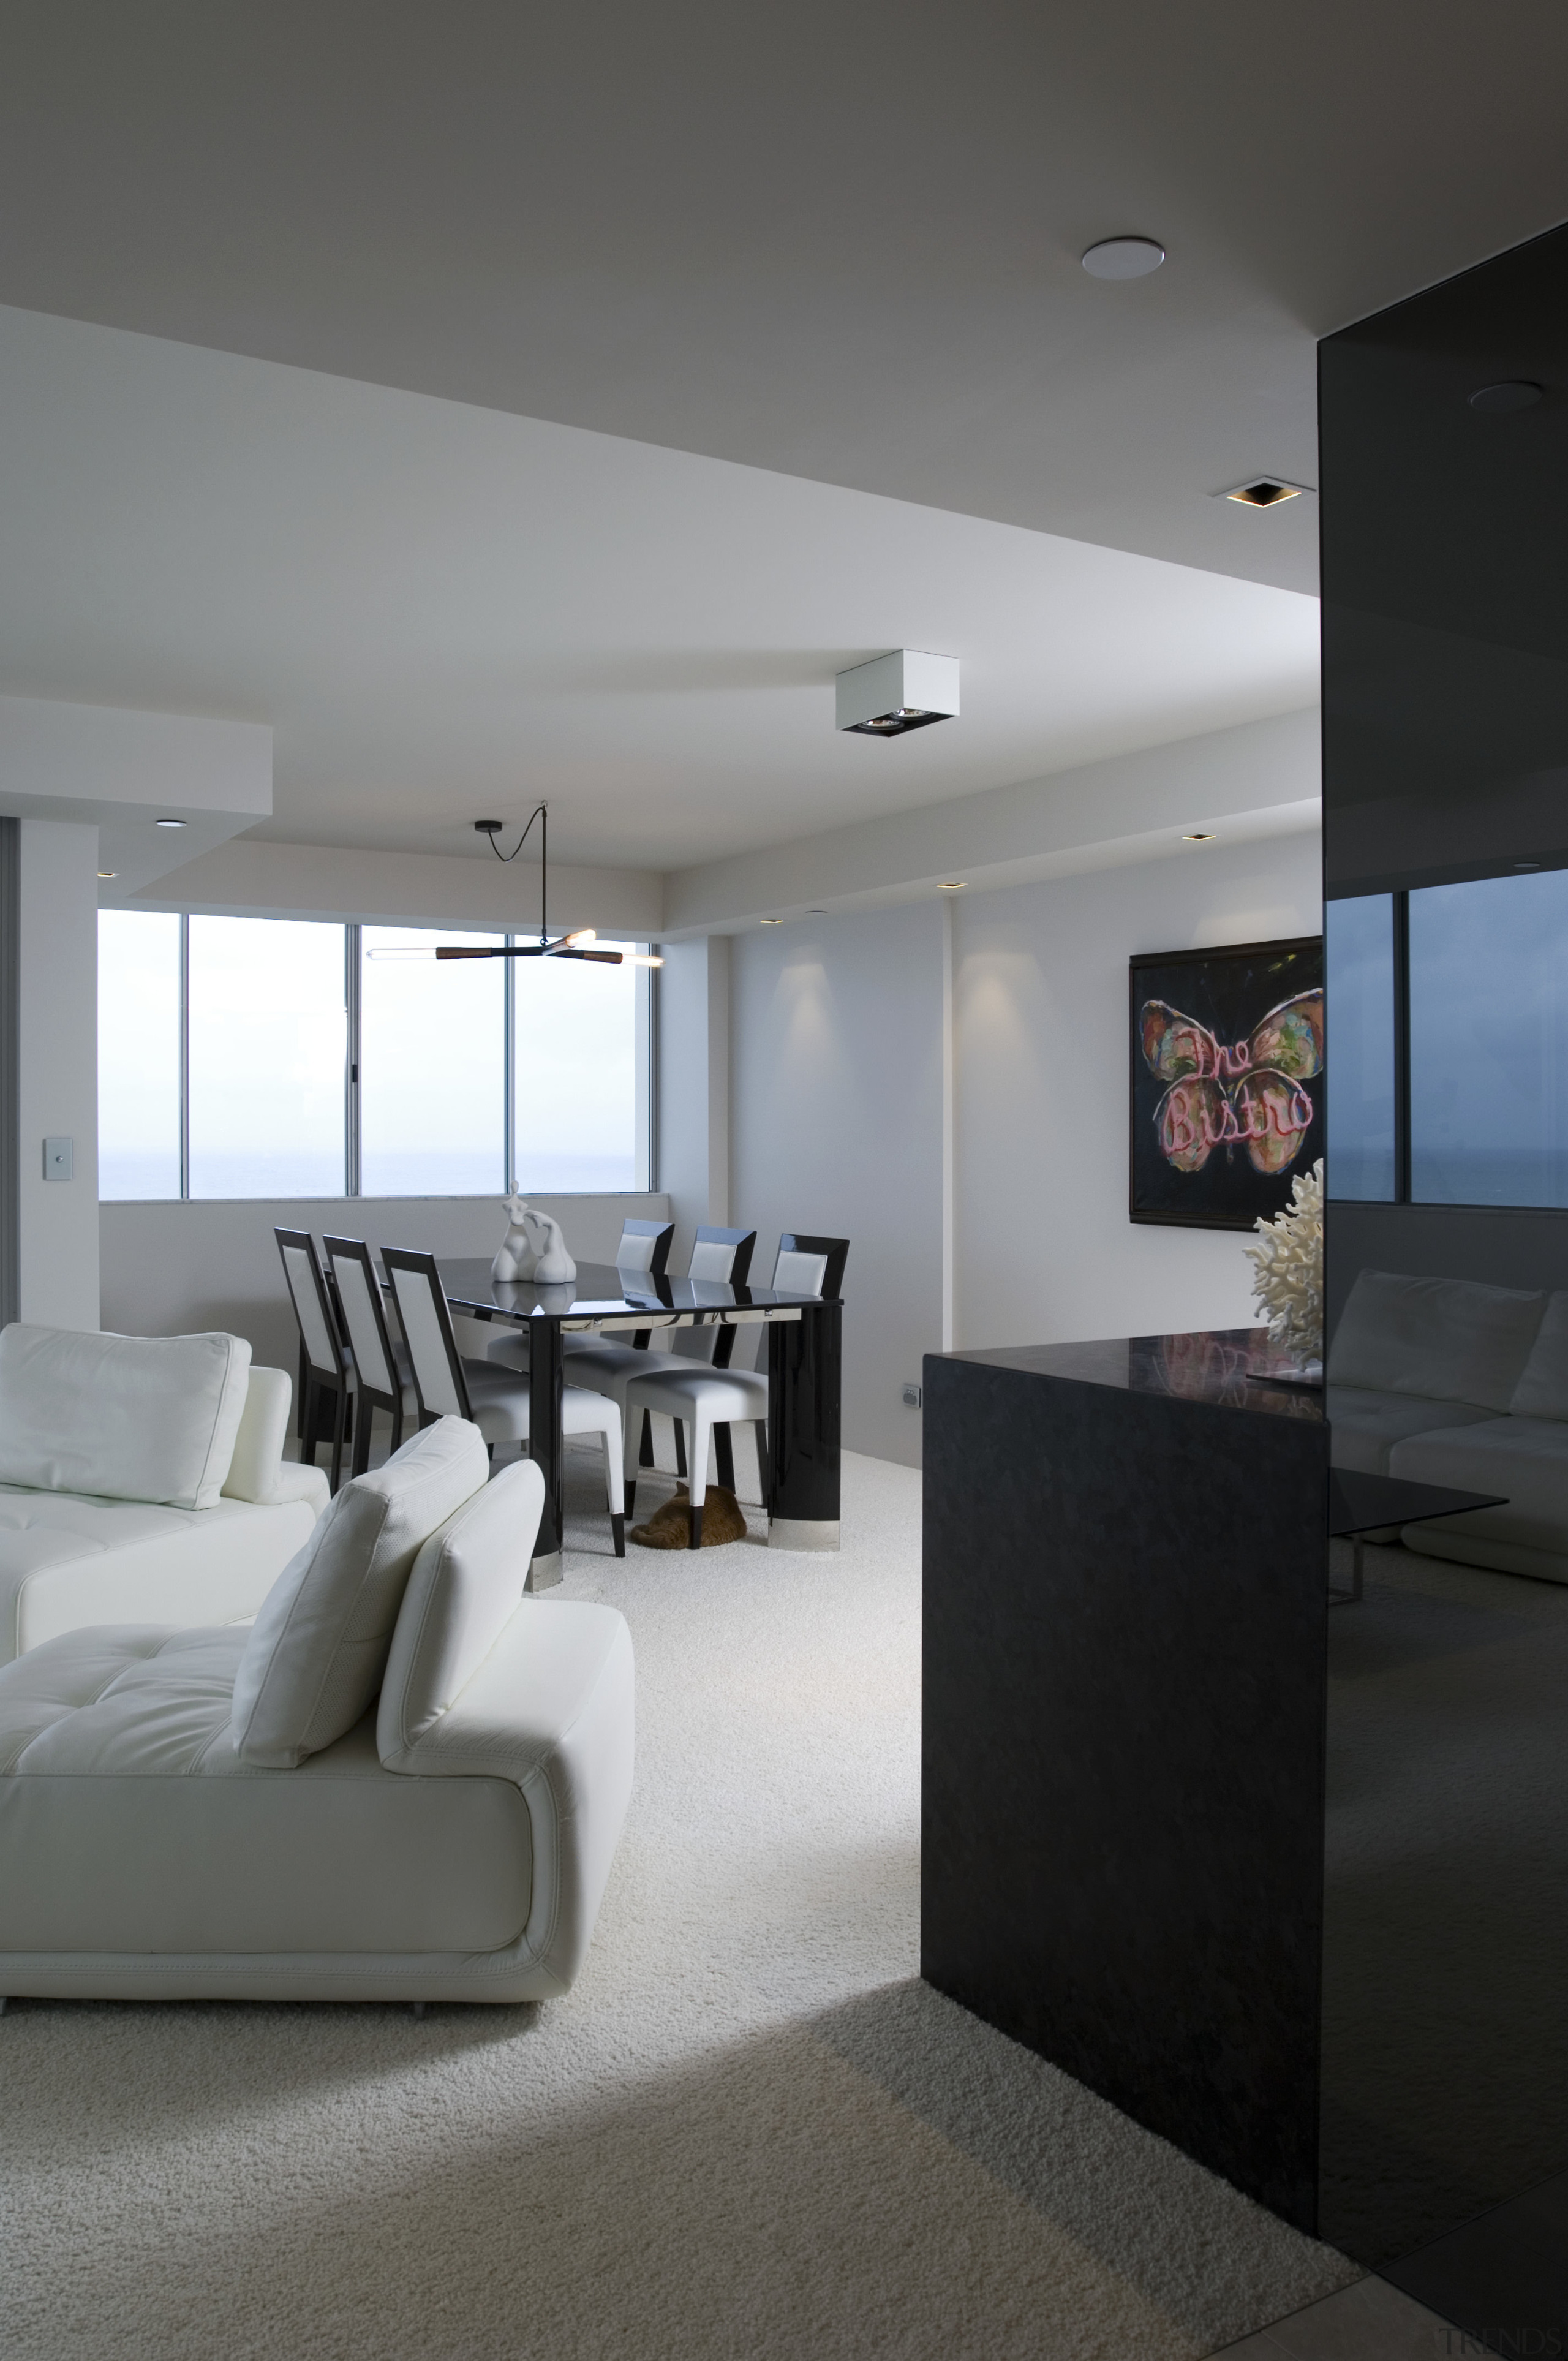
1469,381,1542,414
805,908,829,916
154,816,187,829
760,916,785,925
97,870,117,880
937,880,967,891
1515,859,1543,869
1082,236,1165,280
1219,480,1308,508
1183,832,1216,842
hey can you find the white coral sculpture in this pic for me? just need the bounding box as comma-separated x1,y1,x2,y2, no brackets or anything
1246,1157,1324,1361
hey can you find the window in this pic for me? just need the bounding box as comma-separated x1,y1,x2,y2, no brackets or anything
361,927,505,1196
1325,894,1396,1202
1410,870,1568,1208
516,942,641,1193
188,917,348,1198
97,911,650,1201
97,910,181,1201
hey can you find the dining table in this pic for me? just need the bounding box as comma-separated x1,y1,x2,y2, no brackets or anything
435,1256,843,1585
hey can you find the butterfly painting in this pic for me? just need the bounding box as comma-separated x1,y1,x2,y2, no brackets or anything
1129,937,1324,1230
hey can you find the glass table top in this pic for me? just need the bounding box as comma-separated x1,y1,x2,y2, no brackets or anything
435,1255,840,1323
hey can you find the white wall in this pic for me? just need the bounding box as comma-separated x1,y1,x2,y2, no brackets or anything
730,900,945,1467
655,934,729,1266
724,831,1322,1469
953,834,1323,1352
100,1191,670,1374
18,819,99,1329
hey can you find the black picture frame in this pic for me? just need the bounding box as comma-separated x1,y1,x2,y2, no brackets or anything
1129,935,1324,1231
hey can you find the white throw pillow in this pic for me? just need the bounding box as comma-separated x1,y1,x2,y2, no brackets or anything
231,1417,488,1768
0,1324,252,1510
1509,1290,1568,1420
378,1456,545,1765
1327,1270,1545,1410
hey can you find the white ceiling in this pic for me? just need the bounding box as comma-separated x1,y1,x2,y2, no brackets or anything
1,1,1566,599
0,304,1317,873
3,4,1564,880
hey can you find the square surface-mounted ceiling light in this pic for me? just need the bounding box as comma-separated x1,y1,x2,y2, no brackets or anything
836,649,959,736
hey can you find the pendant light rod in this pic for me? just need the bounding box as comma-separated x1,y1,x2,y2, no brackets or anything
364,805,663,965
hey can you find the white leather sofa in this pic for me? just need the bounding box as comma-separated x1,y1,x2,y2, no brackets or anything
0,1325,330,1664
1329,1269,1568,1583
0,1420,634,2004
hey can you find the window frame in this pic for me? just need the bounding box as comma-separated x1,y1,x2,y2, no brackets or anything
98,911,656,1203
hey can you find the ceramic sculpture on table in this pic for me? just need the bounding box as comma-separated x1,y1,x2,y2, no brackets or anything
491,1195,535,1283
522,1208,576,1285
1246,1157,1324,1370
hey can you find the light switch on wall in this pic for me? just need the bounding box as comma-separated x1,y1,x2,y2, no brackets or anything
42,1136,74,1182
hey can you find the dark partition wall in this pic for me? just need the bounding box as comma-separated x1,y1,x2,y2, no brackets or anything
1321,228,1568,2321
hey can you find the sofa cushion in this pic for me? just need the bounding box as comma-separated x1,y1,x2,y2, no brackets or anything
379,1457,544,1761
0,1486,325,1666
1508,1291,1568,1420
0,1626,530,1953
1325,1387,1498,1476
231,1418,488,1769
0,1326,252,1511
1327,1271,1545,1412
1389,1415,1568,1558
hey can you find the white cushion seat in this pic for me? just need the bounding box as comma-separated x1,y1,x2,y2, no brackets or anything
1390,1415,1568,1581
622,1362,767,1546
0,1356,330,1665
458,1367,625,1533
1324,1387,1498,1476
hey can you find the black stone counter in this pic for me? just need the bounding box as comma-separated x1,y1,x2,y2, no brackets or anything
921,1328,1329,2231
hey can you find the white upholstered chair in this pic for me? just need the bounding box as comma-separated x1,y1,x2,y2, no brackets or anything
382,1247,626,1556
622,1233,848,1549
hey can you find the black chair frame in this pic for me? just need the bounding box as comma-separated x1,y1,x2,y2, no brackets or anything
323,1234,410,1478
275,1227,353,1494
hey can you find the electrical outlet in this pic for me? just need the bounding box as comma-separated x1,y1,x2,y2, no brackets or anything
902,1382,922,1409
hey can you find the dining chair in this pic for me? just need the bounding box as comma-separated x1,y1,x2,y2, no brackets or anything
623,1233,848,1549
322,1235,419,1479
493,1227,758,1487
382,1245,625,1555
274,1227,353,1493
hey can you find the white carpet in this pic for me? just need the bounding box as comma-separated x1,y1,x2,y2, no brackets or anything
0,1448,1357,2359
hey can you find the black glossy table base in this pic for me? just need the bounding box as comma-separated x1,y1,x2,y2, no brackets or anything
921,1333,1329,2232
767,1302,842,1551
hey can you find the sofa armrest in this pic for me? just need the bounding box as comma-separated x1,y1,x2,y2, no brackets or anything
383,1599,634,1995
221,1368,328,1519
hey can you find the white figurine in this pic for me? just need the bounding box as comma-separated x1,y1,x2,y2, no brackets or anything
521,1207,576,1285
491,1195,535,1283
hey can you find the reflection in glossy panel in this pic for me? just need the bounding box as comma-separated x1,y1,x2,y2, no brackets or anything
1321,220,1568,2302
1324,896,1395,1204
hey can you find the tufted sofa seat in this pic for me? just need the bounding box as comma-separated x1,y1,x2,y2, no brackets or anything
1328,1270,1568,1584
0,1332,330,1664
0,1435,633,2004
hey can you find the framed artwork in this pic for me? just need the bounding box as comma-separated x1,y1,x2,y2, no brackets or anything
1129,935,1324,1230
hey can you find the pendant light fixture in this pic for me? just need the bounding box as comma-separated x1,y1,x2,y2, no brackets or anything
366,804,662,966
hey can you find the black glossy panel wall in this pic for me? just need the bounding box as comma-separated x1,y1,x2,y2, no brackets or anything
1321,224,1568,2322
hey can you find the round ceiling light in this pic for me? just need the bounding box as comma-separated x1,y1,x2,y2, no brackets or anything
1182,832,1216,842
1469,381,1542,414
154,817,187,829
97,869,118,880
1082,236,1165,281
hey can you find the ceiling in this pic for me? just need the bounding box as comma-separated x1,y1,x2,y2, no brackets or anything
2,0,1566,602
0,303,1316,871
1,3,1564,878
